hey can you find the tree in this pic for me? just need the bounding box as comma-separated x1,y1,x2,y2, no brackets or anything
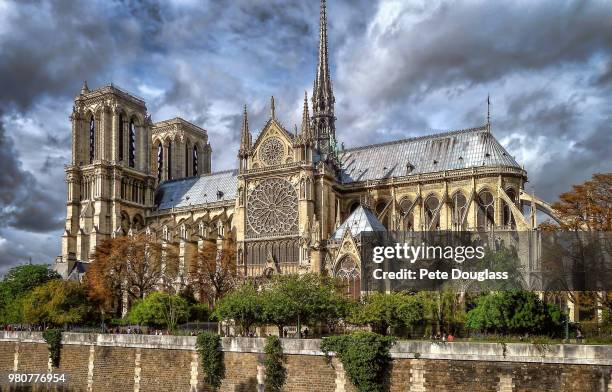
466,291,564,335
349,292,423,335
86,234,179,310
22,280,93,327
213,282,262,335
127,292,189,330
188,237,239,307
0,264,61,324
540,173,611,231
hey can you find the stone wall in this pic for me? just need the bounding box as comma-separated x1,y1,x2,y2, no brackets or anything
0,332,610,392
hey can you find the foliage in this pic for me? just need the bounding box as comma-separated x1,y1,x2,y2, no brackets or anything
466,291,564,335
189,303,211,322
196,332,224,390
349,292,423,335
127,292,189,330
415,291,465,335
0,264,60,323
263,335,286,392
213,282,261,334
539,173,611,231
188,237,239,307
259,273,348,334
42,328,63,368
321,331,395,392
22,280,92,327
85,234,179,312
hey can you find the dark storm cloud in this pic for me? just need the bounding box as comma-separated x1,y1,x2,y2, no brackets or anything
0,0,611,271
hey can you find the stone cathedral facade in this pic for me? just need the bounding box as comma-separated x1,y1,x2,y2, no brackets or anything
55,1,557,291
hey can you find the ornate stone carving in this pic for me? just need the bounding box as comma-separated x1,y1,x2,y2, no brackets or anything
260,137,285,166
246,178,298,236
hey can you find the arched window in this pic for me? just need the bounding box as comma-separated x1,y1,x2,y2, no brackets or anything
451,192,468,230
335,256,360,299
503,189,517,228
348,201,360,214
132,214,144,231
129,119,136,168
156,142,163,182
185,144,190,177
424,195,440,230
118,114,124,162
89,115,95,164
375,200,389,228
399,198,414,231
193,145,199,176
477,190,495,230
167,141,172,180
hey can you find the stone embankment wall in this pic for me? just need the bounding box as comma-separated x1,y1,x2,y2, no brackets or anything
0,331,610,391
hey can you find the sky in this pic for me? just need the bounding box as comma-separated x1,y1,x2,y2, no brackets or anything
0,0,611,275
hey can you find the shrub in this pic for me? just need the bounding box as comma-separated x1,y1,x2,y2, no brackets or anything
264,335,286,392
42,328,63,368
196,332,224,390
320,331,395,392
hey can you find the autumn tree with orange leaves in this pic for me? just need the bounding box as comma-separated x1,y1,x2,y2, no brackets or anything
188,237,240,307
84,233,179,315
538,173,612,319
540,173,611,231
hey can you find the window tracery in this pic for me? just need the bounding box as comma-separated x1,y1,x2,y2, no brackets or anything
260,137,285,166
246,178,298,236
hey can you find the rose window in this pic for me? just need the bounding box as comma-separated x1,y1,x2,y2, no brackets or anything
260,137,285,166
247,178,298,236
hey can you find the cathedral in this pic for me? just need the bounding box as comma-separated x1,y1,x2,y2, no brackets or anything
55,1,558,291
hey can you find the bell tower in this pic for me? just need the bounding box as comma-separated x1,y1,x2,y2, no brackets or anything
60,82,156,272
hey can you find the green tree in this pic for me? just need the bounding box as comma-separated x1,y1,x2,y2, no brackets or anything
0,264,60,323
127,292,189,330
349,292,422,335
22,280,92,327
466,291,564,335
213,282,262,335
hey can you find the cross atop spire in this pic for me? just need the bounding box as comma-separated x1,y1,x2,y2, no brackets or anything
270,96,276,120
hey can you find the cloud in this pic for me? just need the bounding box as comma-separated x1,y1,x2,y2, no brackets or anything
0,0,611,274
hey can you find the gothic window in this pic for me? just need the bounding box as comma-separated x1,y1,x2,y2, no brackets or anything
260,137,284,166
156,142,163,182
120,211,130,234
167,141,172,180
193,146,198,176
399,198,414,231
503,189,517,228
375,200,389,228
129,119,136,168
424,195,440,230
184,144,189,177
118,114,124,161
246,178,298,237
349,201,360,214
335,256,360,299
89,115,95,164
451,192,468,230
477,190,495,230
132,214,144,231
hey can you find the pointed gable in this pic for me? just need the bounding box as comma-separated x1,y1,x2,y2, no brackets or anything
331,205,386,241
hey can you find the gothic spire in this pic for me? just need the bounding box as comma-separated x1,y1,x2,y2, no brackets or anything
311,0,336,156
300,91,312,142
80,80,90,95
239,105,251,153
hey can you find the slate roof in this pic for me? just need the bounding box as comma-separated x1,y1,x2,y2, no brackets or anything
155,170,238,210
330,205,387,240
154,127,520,210
67,261,90,281
339,126,520,183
